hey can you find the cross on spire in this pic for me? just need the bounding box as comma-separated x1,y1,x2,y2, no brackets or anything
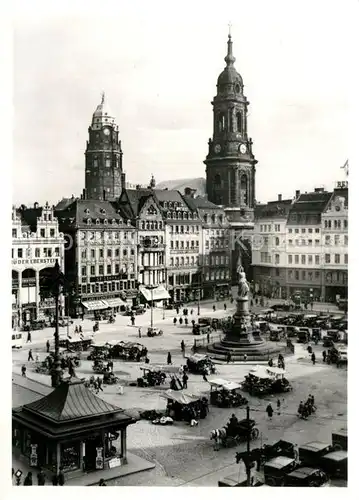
101,91,105,104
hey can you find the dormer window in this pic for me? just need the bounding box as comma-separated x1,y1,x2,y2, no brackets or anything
111,219,116,225
104,219,108,225
204,214,208,224
101,208,106,215
87,218,91,225
96,218,100,225
167,212,172,219
85,209,90,215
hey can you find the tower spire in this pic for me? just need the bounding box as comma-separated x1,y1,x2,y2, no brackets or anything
225,28,236,67
101,91,105,104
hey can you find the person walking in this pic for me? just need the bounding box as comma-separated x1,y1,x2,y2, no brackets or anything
311,352,316,365
190,309,194,315
202,372,208,382
207,333,210,344
97,376,103,392
179,317,183,325
224,303,227,311
276,399,281,415
184,317,188,326
24,472,33,486
173,317,177,325
46,340,50,353
322,350,327,363
180,340,185,356
37,469,46,485
167,352,172,365
243,353,247,362
28,349,33,361
182,372,188,389
58,467,65,486
213,305,216,312
266,403,274,420
131,315,135,326
226,352,232,364
79,325,83,334
138,327,142,338
51,473,58,485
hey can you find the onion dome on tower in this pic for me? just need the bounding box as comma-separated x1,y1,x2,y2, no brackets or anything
90,92,119,131
217,34,243,94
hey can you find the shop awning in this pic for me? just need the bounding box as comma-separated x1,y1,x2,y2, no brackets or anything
139,285,170,302
81,300,109,311
160,389,201,405
106,298,126,308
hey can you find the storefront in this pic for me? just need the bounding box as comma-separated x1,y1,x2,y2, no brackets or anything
12,378,135,478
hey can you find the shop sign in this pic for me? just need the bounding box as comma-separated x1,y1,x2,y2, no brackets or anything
30,444,38,466
12,258,57,266
95,447,104,469
109,457,122,469
90,275,120,283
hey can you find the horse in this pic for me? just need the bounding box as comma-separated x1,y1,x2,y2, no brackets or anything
210,428,227,450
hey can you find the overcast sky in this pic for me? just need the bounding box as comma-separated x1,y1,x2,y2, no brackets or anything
12,0,354,206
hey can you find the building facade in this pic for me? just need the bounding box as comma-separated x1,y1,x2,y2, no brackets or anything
85,94,125,201
251,186,348,303
12,203,65,327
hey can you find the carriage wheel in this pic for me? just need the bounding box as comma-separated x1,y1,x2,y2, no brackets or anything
251,428,259,440
333,443,342,451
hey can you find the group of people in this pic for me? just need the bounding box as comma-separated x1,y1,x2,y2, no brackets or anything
268,353,285,370
19,467,65,486
298,394,316,419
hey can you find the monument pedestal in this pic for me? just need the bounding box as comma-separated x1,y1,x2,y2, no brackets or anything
207,295,283,361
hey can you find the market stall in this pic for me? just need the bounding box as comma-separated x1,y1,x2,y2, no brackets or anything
241,366,292,396
137,365,180,388
107,341,147,361
160,389,209,422
208,378,248,407
186,354,217,375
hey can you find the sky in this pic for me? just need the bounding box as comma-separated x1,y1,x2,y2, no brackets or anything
12,0,354,206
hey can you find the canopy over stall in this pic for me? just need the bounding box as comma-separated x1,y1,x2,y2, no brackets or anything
139,285,170,302
249,366,286,380
160,389,201,405
106,298,126,308
208,378,241,391
140,365,180,374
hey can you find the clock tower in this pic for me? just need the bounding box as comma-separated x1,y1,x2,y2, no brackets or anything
204,33,257,228
85,93,125,200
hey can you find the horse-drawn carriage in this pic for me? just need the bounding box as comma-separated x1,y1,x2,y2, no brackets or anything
208,379,248,408
86,342,110,361
186,354,216,375
107,341,147,361
211,417,259,449
59,335,93,351
241,366,292,396
137,364,180,387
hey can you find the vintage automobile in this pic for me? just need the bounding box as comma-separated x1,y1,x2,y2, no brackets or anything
332,428,347,451
137,365,180,388
147,327,163,337
297,328,310,343
298,441,333,467
269,327,285,342
284,467,329,487
107,340,147,361
263,456,297,486
186,354,216,375
320,450,347,480
327,345,347,366
241,366,292,396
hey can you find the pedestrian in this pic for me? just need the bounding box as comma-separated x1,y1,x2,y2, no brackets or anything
28,349,33,361
226,352,232,364
37,469,46,485
21,364,26,377
203,372,208,382
52,474,58,485
173,317,177,325
190,309,194,315
213,305,216,312
97,376,103,392
131,315,135,326
58,467,65,486
26,330,32,343
266,403,274,420
23,472,33,486
322,350,327,363
46,340,50,353
176,307,179,315
138,327,142,338
276,399,281,415
182,372,188,389
75,325,79,334
184,317,188,326
268,358,273,367
179,317,183,325
167,352,172,365
311,352,316,365
243,353,247,362
224,303,227,311
79,325,83,333
181,340,185,355
99,479,106,486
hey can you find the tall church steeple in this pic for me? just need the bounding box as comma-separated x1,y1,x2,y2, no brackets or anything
204,32,257,227
85,93,125,201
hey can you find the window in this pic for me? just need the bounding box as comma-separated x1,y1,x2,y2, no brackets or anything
315,239,320,246
123,249,127,257
302,271,306,280
99,265,104,275
308,271,313,280
301,228,306,233
288,270,293,279
344,219,348,229
50,228,55,237
301,255,306,265
288,228,292,233
35,248,40,257
275,254,280,265
295,229,299,234
315,255,320,265
325,254,330,264
325,235,331,246
12,229,17,238
334,254,340,264
295,271,299,280
308,228,313,233
344,254,348,264
308,239,312,246
344,235,348,246
17,248,23,258
40,229,45,238
288,255,293,264
308,255,313,265
115,264,120,274
91,249,95,259
107,249,112,257
288,239,293,246
107,264,112,274
315,228,320,233
105,159,111,167
295,255,299,264
334,235,340,246
275,237,280,246
90,265,95,275
268,225,272,232
81,266,87,276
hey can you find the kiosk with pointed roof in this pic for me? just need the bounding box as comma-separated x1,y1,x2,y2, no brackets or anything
12,378,136,478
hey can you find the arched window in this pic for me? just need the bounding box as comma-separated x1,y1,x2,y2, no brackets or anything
211,214,216,224
240,174,248,205
218,113,226,133
236,112,242,133
214,173,221,186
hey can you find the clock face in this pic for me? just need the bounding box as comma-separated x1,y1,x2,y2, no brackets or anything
214,144,221,153
239,144,247,154
103,128,110,136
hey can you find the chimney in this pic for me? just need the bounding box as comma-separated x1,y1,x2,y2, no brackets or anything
314,187,324,193
278,194,282,201
295,190,300,198
82,188,87,200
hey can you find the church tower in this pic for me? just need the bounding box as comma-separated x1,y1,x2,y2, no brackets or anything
85,93,125,200
204,33,257,228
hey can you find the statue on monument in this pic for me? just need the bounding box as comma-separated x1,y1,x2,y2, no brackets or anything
237,254,250,299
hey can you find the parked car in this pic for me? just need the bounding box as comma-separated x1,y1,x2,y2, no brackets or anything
284,467,329,487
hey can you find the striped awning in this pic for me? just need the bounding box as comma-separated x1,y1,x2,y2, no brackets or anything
106,298,126,308
81,300,109,311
